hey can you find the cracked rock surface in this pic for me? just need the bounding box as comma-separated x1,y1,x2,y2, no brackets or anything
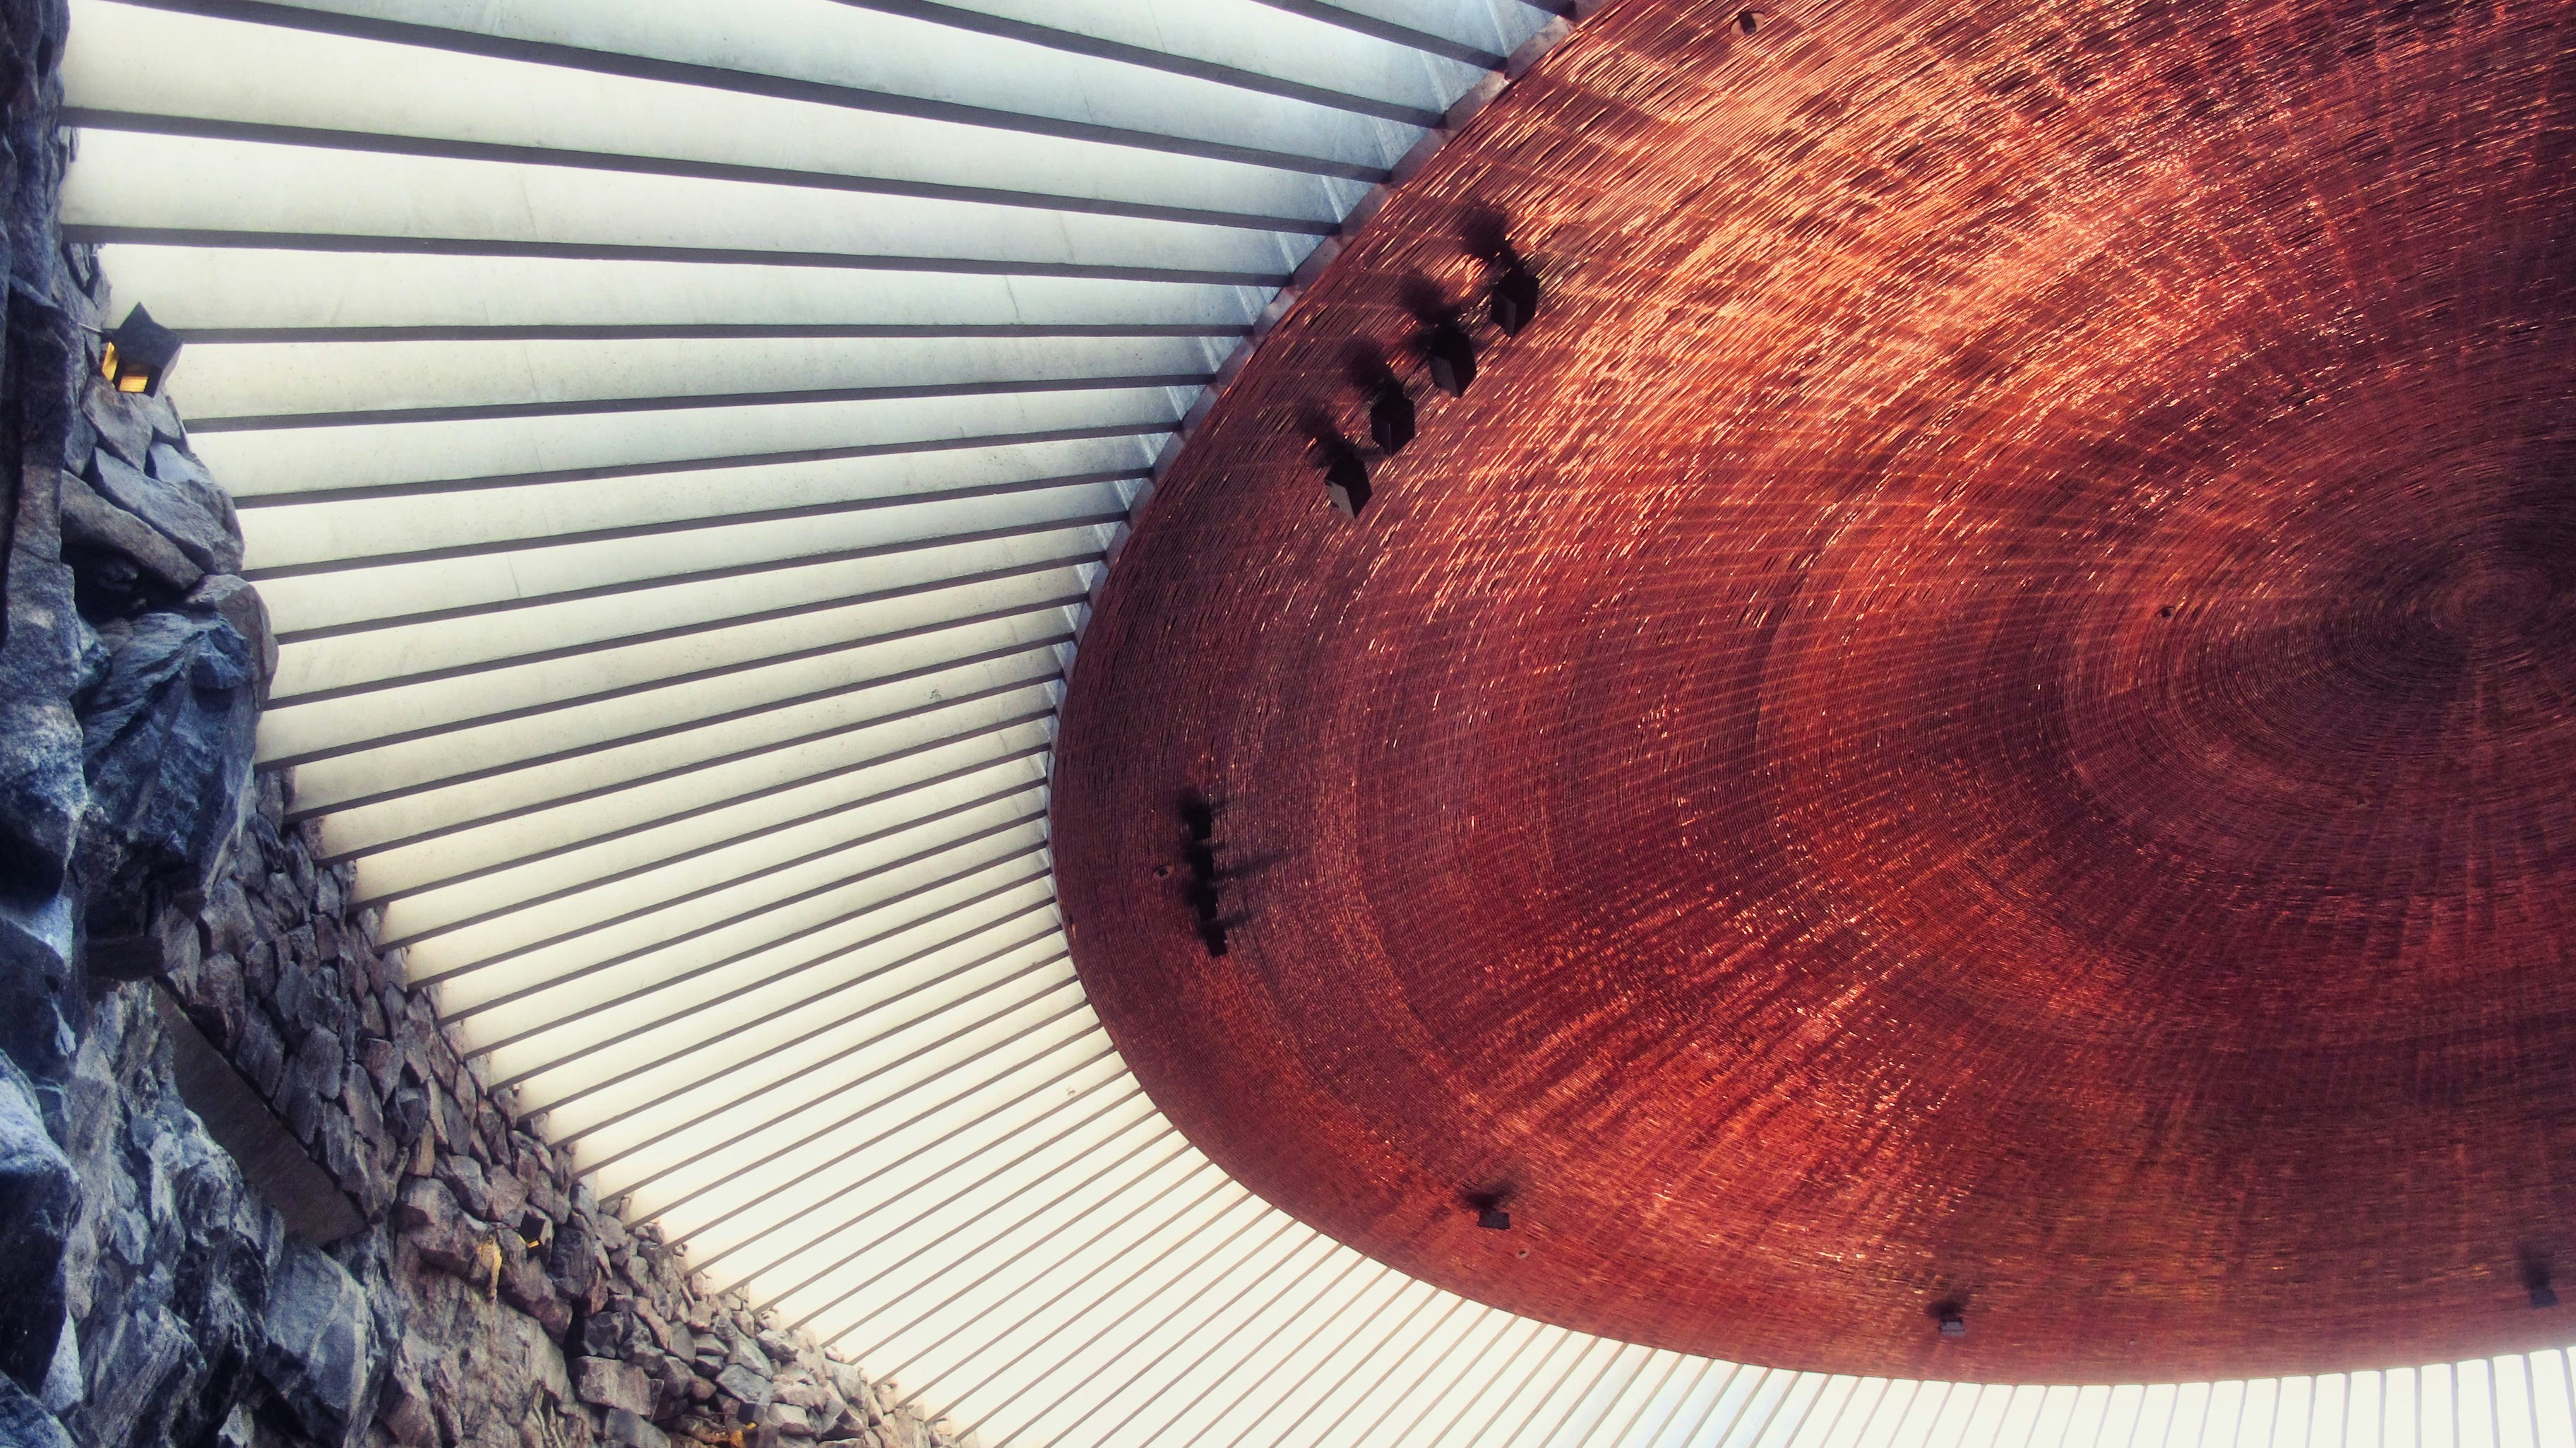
0,6,972,1443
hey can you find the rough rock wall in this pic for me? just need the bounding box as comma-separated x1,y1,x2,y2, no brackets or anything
159,781,970,1448
0,8,972,1447
0,0,280,1439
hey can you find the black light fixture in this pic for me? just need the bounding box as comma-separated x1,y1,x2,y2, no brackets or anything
1346,348,1417,456
1368,384,1416,456
1422,323,1477,398
2527,1258,2559,1309
1177,790,1229,957
1300,407,1375,519
1320,444,1371,518
1463,210,1542,338
1180,792,1215,843
1933,1300,1968,1338
1477,1206,1512,1230
1399,276,1477,398
1487,261,1541,336
100,304,181,396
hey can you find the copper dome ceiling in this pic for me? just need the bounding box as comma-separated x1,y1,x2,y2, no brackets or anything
1053,0,2576,1385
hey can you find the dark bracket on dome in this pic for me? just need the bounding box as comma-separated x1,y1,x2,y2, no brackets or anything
1176,789,1232,956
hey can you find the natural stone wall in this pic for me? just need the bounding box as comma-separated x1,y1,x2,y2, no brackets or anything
157,778,970,1448
0,7,971,1446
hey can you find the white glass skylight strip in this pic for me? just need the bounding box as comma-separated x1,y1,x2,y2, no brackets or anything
188,387,1198,502
258,583,1087,777
424,776,1056,1019
758,1092,1218,1327
279,614,1078,818
242,440,1149,592
171,0,1428,173
247,494,1119,639
299,658,1072,872
268,536,1109,706
251,543,1099,760
1258,0,1554,61
68,133,1314,287
345,676,1069,906
1095,1232,1412,1445
677,1060,1166,1302
387,725,1059,953
531,925,1084,1168
67,4,1367,227
885,0,1487,113
364,695,1071,925
255,545,1098,740
471,836,1056,1074
249,482,1128,623
169,335,1233,431
90,246,1271,339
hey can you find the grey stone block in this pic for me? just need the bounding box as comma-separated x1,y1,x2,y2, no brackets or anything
297,1024,345,1100
73,1302,192,1446
59,469,201,595
376,1360,439,1447
0,1375,73,1448
145,443,242,568
0,1063,73,1392
186,575,274,698
575,1356,656,1416
358,1035,399,1100
256,1239,376,1447
88,449,238,577
201,876,256,958
393,1173,455,1234
80,381,153,468
73,610,258,916
717,1363,774,1409
389,1084,430,1146
237,1007,285,1100
37,1315,78,1413
602,1407,671,1448
0,594,84,902
440,1152,493,1218
0,902,78,1083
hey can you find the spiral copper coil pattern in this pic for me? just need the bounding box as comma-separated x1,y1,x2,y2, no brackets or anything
1053,0,2576,1379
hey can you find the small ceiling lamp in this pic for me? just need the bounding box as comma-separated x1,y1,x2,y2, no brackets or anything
1345,349,1417,456
1368,384,1416,456
100,304,181,396
1422,323,1477,398
1323,449,1372,518
1399,277,1477,398
1301,415,1372,518
1179,790,1215,842
1175,790,1228,956
2527,1258,2558,1309
1462,210,1541,337
1487,261,1540,336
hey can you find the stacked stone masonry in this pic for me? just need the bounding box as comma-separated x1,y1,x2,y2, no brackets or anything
0,5,974,1443
152,778,975,1448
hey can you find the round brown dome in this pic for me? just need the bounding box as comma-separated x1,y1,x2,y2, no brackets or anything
1049,0,2576,1380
